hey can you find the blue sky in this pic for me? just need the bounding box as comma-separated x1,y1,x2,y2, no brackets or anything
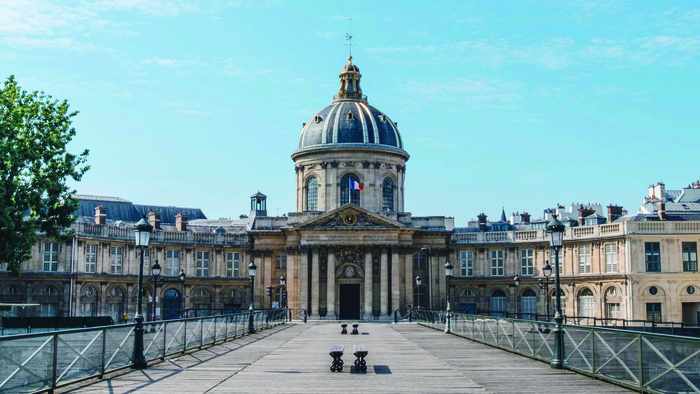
2,1,699,225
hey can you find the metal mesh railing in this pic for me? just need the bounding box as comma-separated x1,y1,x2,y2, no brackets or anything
412,310,700,394
0,309,286,393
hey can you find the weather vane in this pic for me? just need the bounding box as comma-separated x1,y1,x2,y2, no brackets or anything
345,19,354,58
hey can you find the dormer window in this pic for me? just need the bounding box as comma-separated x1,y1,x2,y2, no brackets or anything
347,111,353,121
380,114,387,123
314,115,322,124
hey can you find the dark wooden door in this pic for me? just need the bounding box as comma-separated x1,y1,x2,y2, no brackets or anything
162,289,181,319
339,284,361,320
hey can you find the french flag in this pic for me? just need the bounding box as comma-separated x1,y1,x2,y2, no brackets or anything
349,178,363,191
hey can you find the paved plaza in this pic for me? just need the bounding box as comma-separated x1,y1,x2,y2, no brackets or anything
63,322,632,394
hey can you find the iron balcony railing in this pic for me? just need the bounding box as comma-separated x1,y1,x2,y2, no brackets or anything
411,310,700,394
0,309,286,394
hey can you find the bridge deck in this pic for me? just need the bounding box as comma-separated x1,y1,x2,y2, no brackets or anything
63,322,632,393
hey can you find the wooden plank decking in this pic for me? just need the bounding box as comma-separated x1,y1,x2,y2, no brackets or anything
62,322,633,393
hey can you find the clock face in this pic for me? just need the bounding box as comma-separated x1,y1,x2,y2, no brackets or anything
342,212,357,226
345,267,355,277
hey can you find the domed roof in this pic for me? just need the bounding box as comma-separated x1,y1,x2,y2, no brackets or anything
295,57,405,155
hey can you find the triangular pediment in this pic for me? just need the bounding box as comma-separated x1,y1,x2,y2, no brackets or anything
295,204,406,230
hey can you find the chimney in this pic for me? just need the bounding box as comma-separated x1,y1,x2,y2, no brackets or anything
477,213,488,232
578,205,596,226
607,205,623,223
148,211,161,230
658,202,666,221
654,182,666,202
175,213,188,231
521,212,531,224
94,205,106,225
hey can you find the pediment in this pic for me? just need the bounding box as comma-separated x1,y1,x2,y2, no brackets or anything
295,204,406,230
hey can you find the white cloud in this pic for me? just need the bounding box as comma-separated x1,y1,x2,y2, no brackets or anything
143,57,198,67
404,78,524,103
1,36,95,51
174,110,210,115
92,0,199,17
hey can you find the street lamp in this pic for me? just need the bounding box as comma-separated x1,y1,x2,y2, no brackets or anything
444,261,453,307
178,269,186,315
248,261,257,334
546,214,566,369
133,216,152,370
279,275,286,308
538,261,552,319
148,260,164,322
513,275,520,318
415,275,422,309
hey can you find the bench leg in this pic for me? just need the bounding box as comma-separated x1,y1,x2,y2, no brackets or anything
354,355,367,372
330,354,344,372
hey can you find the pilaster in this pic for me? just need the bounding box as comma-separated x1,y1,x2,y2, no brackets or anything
391,246,400,312
327,247,336,319
364,250,373,319
380,248,389,316
311,247,320,319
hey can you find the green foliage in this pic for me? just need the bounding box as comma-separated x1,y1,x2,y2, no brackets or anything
0,75,89,277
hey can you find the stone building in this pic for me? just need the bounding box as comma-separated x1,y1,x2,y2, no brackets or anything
1,58,699,325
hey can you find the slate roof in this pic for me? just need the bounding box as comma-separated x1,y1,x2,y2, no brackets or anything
74,195,207,224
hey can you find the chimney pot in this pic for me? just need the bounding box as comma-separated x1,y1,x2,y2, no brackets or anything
94,205,106,225
176,212,188,231
148,211,161,230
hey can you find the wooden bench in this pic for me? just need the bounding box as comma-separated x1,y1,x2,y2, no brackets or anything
353,344,368,372
351,323,359,335
341,323,348,334
329,345,344,372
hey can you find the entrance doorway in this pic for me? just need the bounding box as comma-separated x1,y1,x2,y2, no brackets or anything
162,289,181,319
339,284,360,320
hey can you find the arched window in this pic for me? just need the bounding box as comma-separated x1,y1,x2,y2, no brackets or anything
490,290,507,317
382,177,394,211
340,174,361,206
521,289,537,320
306,177,318,211
578,288,595,318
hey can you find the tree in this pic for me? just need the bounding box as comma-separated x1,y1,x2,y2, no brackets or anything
0,75,89,277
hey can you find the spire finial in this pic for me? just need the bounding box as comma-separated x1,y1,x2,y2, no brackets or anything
345,18,354,57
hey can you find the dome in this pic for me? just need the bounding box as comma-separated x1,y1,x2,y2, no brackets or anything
297,102,403,151
295,57,405,154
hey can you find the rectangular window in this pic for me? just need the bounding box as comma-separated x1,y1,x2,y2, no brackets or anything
85,244,97,273
605,243,618,273
646,303,662,322
197,251,210,277
110,247,123,274
142,248,150,274
227,252,240,278
578,245,591,274
166,250,180,276
645,242,660,272
491,250,504,276
460,251,473,277
520,249,534,276
682,242,698,272
276,253,287,270
43,242,59,272
41,303,57,317
606,303,620,319
413,252,424,269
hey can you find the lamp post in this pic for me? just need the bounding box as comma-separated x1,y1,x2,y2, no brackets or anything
546,214,566,369
133,216,152,370
513,274,520,318
415,275,422,309
248,261,257,334
279,275,286,308
420,246,432,308
148,260,164,322
538,262,552,320
444,261,453,307
178,269,186,315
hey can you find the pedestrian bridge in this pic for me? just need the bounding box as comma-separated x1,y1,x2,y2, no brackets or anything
56,322,632,393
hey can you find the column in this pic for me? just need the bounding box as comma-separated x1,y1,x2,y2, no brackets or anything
311,247,320,319
391,246,400,312
254,253,263,308
300,248,309,313
438,253,446,308
380,248,389,316
327,247,336,319
287,249,299,310
405,252,413,308
364,251,373,319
